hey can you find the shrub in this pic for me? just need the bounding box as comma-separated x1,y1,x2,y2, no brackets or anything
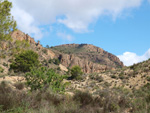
3,62,8,67
0,81,26,111
54,59,60,65
73,91,93,107
15,40,30,49
48,58,60,65
147,76,150,81
0,66,4,73
89,73,103,82
111,75,117,79
70,65,83,80
42,49,48,54
10,50,39,72
14,82,25,90
25,67,65,92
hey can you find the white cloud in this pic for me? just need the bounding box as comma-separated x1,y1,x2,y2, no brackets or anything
118,49,150,66
10,1,43,39
57,32,74,41
9,0,143,34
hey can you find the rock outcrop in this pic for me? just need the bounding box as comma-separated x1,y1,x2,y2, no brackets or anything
59,54,106,73
10,30,55,59
11,30,36,44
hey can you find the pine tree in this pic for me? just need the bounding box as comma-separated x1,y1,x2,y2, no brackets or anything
0,0,16,41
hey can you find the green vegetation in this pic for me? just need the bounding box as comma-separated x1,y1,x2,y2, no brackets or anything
49,58,60,65
15,40,30,50
52,45,86,54
89,73,104,82
1,80,150,113
25,67,65,92
1,54,150,112
10,50,39,72
70,65,83,80
0,0,16,41
0,66,4,73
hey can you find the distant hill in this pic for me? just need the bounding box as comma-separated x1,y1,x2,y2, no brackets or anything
51,44,124,73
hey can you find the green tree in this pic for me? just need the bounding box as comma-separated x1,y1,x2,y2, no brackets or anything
10,50,39,72
25,67,65,92
0,0,16,41
70,65,83,80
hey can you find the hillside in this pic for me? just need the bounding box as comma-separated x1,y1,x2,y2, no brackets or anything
1,0,150,112
0,30,124,74
66,58,150,94
1,30,149,91
51,44,123,73
1,30,150,112
0,30,56,74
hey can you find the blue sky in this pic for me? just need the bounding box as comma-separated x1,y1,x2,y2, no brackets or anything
10,0,150,66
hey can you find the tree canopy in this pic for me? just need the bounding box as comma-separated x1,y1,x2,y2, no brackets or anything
70,65,83,80
0,0,16,41
10,50,39,72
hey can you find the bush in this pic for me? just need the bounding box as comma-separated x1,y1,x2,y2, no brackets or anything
111,75,117,79
14,82,24,90
54,59,60,65
70,66,83,80
48,58,60,65
73,91,93,107
89,73,103,82
25,67,65,92
0,66,4,73
10,50,39,72
0,81,26,111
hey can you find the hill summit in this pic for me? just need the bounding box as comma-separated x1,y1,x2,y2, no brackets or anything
51,44,124,73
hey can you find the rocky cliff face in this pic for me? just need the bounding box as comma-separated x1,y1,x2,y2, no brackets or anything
58,54,106,73
11,30,36,44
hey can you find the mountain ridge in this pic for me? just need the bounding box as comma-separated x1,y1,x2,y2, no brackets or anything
0,30,123,73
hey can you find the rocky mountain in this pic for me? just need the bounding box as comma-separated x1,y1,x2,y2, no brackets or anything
51,44,124,73
0,30,123,73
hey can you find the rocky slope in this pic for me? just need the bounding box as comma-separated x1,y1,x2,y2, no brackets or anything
0,30,123,74
65,58,150,94
0,30,56,74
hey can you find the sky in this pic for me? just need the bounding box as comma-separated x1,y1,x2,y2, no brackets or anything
9,0,150,66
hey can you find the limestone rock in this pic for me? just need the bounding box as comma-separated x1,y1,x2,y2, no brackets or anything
10,30,55,59
59,54,106,73
11,30,36,44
